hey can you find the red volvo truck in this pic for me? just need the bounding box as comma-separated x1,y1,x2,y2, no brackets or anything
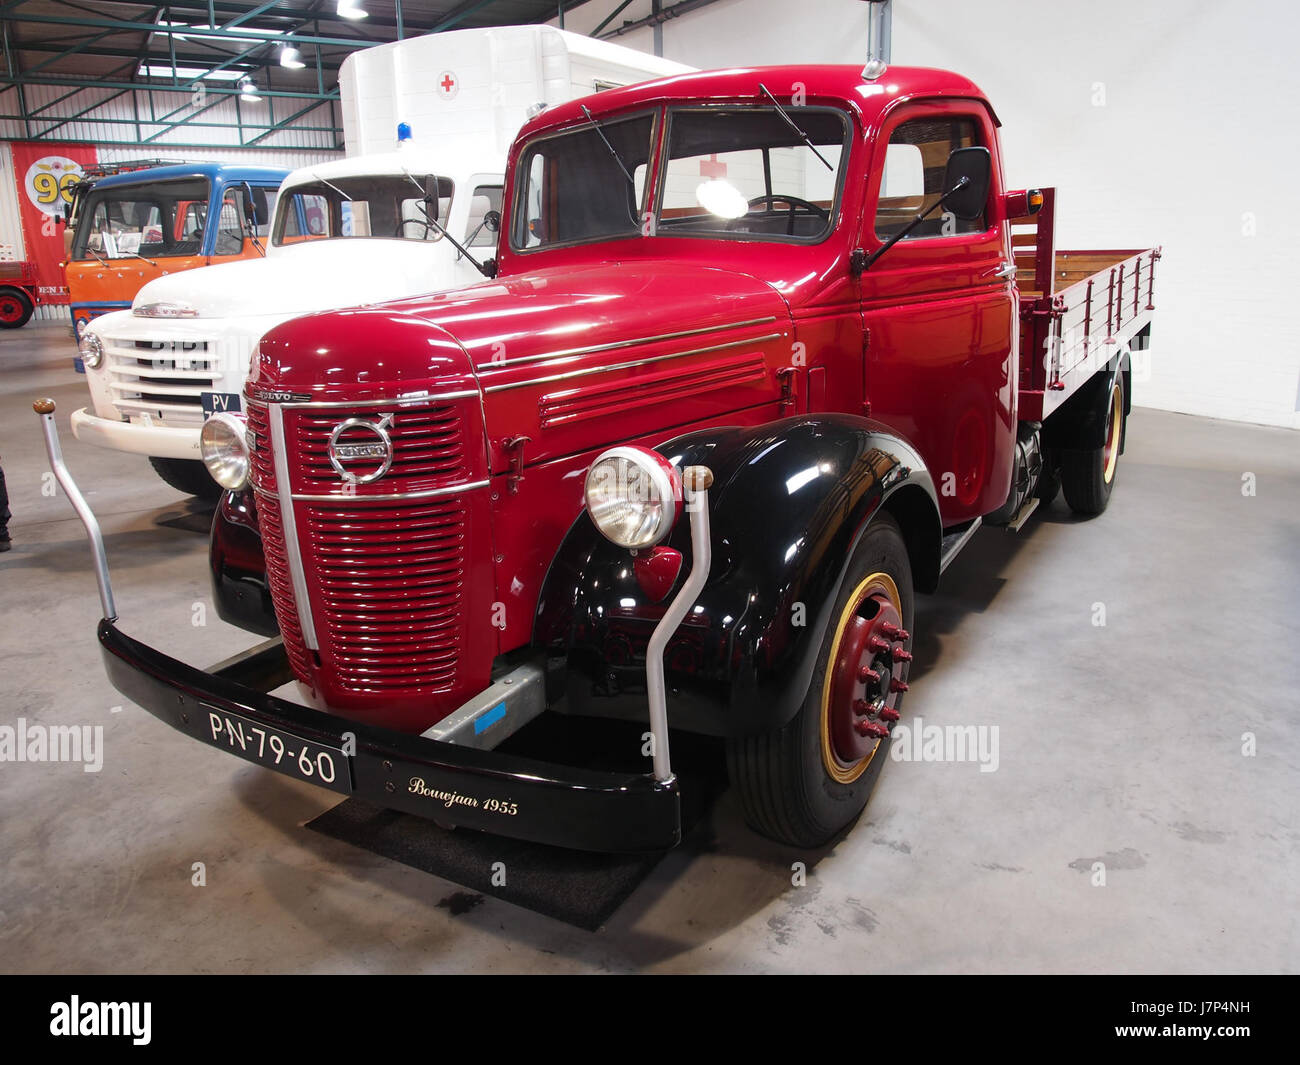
42,64,1158,852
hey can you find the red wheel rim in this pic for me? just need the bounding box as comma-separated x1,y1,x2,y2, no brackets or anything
821,571,910,783
0,296,22,323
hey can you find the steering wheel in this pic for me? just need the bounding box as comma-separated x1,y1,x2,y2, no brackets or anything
747,194,829,235
395,217,436,238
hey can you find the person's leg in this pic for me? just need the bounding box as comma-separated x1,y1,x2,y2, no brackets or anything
0,458,11,550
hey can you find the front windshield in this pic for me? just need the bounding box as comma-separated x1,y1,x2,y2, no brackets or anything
511,105,848,251
273,174,453,246
71,177,211,260
655,107,847,241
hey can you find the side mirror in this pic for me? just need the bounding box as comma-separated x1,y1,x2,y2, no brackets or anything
422,176,441,224
483,210,501,234
241,182,263,227
942,146,991,221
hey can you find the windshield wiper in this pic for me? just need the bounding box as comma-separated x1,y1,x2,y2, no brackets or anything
580,105,636,188
580,105,643,229
400,169,497,278
126,250,157,267
758,84,833,172
311,172,352,202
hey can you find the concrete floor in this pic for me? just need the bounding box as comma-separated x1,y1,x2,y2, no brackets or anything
1,320,1297,974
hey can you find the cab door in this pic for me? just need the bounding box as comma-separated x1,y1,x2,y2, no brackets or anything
207,184,275,264
858,102,1016,526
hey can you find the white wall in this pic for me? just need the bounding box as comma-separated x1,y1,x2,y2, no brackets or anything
554,0,1300,429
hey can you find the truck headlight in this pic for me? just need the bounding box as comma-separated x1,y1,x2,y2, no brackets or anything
78,332,104,370
200,412,250,491
584,445,681,549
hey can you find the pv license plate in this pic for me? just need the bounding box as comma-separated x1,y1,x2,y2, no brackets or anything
200,706,352,794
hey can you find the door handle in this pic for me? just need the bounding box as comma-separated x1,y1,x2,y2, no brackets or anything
988,261,1017,280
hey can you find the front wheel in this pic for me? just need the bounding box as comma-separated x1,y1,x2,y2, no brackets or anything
149,457,221,501
0,288,34,329
1061,372,1125,515
727,513,914,848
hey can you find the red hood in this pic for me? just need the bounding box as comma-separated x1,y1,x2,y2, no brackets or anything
253,260,794,472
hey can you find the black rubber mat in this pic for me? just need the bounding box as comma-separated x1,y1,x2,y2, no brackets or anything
306,716,726,931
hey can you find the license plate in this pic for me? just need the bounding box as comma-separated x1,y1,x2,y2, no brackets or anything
200,706,352,794
201,392,242,418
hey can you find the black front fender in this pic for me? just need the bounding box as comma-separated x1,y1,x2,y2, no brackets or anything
534,415,940,738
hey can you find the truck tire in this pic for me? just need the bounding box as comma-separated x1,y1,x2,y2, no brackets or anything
149,457,221,501
727,513,913,848
1061,372,1124,516
0,288,34,329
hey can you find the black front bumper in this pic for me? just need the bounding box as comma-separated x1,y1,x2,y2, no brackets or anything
99,620,681,853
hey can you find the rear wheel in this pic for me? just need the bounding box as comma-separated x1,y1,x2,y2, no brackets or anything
1062,373,1124,515
0,288,34,329
149,457,221,501
727,513,914,848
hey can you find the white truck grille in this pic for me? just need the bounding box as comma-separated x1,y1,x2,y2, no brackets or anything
104,337,220,429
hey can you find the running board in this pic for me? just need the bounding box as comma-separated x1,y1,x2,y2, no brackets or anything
1005,495,1040,532
939,517,982,573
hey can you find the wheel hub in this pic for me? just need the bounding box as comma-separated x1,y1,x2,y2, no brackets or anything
826,582,910,770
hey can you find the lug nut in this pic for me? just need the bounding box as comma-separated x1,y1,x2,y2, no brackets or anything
890,647,913,663
882,623,910,643
878,706,900,722
855,720,889,739
889,678,910,694
868,635,890,654
858,666,881,685
852,699,872,717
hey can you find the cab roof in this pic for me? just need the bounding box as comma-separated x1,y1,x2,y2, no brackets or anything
517,64,997,140
91,162,290,190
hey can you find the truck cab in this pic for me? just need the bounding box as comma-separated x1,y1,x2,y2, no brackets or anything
64,162,287,339
65,64,1156,854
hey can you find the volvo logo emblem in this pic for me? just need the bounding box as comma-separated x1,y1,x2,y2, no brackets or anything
328,413,395,484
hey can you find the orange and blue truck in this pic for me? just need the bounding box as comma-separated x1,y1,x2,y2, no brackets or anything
64,162,288,341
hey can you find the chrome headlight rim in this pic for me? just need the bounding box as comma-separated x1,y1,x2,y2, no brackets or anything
78,331,104,370
199,411,251,492
583,445,682,550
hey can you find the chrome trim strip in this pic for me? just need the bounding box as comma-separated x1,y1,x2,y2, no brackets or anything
474,316,780,372
278,390,479,409
268,402,319,650
483,333,784,394
286,479,490,503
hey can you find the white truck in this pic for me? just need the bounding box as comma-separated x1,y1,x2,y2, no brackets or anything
70,26,690,498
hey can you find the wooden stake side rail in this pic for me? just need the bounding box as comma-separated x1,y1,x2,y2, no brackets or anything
1017,246,1161,422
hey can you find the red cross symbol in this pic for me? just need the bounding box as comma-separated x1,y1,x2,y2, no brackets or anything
699,154,727,179
440,72,457,95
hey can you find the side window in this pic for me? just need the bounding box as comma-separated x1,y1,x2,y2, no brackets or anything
466,185,503,247
215,191,245,255
874,116,986,241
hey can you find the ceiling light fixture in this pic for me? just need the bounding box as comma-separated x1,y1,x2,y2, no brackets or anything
279,45,305,69
337,1,369,19
238,76,263,102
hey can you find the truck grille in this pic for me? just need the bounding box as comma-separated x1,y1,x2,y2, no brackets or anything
291,404,468,492
301,498,465,692
104,336,219,427
248,398,478,707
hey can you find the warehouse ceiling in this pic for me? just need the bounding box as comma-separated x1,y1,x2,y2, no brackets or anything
0,1,601,97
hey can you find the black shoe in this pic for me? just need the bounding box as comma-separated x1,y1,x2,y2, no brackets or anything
0,539,10,553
